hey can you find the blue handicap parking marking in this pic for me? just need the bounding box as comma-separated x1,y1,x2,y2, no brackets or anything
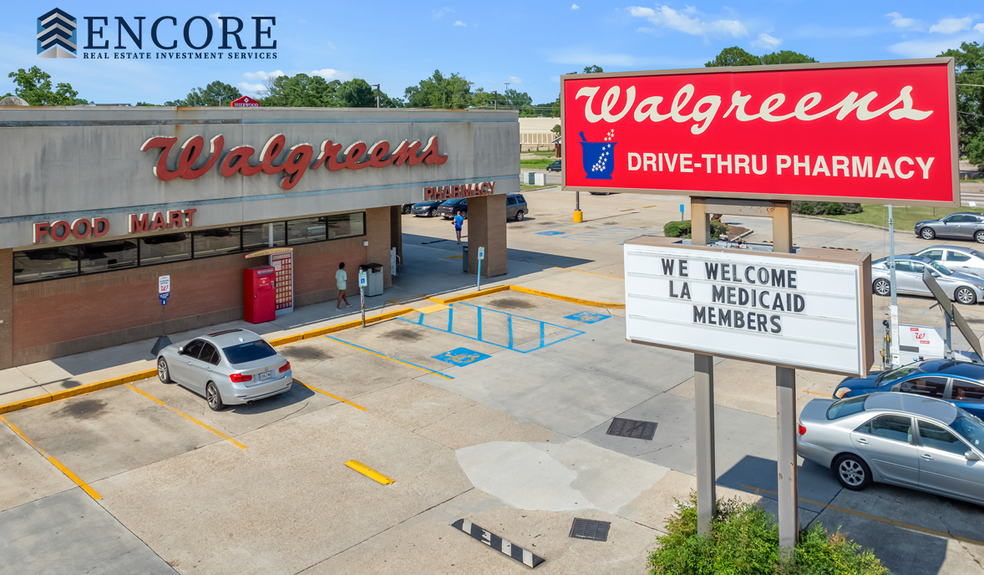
433,347,491,366
565,311,610,324
536,230,566,236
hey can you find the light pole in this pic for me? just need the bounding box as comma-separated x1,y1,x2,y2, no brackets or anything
493,90,497,110
371,84,380,108
504,82,510,108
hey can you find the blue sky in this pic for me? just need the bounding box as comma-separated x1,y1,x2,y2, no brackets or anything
2,1,983,106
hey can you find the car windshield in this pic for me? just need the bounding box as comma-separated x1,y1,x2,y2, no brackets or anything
222,340,277,365
441,199,464,206
927,261,953,275
951,409,984,450
826,395,867,420
877,365,920,385
971,250,984,260
873,257,887,266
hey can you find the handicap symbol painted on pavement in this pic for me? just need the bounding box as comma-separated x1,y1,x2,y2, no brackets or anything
565,311,610,324
536,231,566,236
433,347,491,367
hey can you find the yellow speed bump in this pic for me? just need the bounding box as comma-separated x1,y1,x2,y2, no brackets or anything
345,460,394,485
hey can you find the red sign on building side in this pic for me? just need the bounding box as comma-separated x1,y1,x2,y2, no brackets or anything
230,96,260,108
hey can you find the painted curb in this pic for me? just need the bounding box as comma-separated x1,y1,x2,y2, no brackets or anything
509,285,625,308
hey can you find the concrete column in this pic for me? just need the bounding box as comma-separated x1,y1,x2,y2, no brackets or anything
771,201,793,253
0,249,11,369
691,197,712,245
465,194,507,278
365,207,392,289
389,205,403,268
690,197,716,536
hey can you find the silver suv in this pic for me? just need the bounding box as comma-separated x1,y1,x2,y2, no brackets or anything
506,193,528,221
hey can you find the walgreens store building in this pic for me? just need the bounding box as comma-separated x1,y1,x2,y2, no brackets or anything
0,106,517,369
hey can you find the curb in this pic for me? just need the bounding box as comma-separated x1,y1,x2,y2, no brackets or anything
0,283,621,415
793,214,916,234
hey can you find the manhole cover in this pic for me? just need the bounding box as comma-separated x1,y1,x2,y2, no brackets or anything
569,518,610,542
606,418,657,440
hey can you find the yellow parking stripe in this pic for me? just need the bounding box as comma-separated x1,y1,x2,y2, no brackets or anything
740,484,984,546
293,379,366,411
345,460,394,485
802,390,830,396
1,415,102,500
417,304,449,314
554,267,623,280
125,384,247,450
323,336,454,380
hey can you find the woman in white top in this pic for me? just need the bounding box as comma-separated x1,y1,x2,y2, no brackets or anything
335,262,351,309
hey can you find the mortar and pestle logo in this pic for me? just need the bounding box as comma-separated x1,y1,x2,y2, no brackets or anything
579,130,617,179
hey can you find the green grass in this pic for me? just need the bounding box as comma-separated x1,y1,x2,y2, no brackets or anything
524,150,558,157
827,204,984,230
520,184,553,191
520,158,558,169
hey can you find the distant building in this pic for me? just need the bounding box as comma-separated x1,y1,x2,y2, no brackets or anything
519,118,560,152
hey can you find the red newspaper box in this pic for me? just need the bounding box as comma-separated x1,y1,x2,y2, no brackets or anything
244,266,275,323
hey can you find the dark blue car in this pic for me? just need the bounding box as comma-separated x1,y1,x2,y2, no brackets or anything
833,359,984,419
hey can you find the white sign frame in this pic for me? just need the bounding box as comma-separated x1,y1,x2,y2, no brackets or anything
158,275,170,294
624,238,873,376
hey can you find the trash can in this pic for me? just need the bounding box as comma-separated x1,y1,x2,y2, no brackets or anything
462,245,469,273
360,263,384,296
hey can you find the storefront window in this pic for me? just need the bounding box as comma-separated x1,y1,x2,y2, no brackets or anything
242,222,285,252
193,228,241,258
13,246,80,284
327,212,365,240
80,240,138,274
287,217,327,245
140,233,191,266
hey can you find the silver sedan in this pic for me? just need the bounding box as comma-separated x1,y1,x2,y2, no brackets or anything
871,255,984,305
913,245,984,280
797,392,984,506
156,328,292,410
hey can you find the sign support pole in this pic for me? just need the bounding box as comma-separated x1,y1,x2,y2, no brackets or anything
888,206,901,367
690,198,716,537
771,200,799,556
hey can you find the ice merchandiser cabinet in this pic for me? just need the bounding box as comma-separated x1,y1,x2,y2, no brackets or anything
244,266,276,324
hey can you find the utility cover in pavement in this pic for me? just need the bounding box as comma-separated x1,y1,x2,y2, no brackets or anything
606,417,657,440
569,518,611,542
451,519,544,568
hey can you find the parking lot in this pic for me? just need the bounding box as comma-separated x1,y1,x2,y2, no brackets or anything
3,188,984,574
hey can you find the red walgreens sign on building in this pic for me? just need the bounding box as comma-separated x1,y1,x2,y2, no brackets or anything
562,58,958,205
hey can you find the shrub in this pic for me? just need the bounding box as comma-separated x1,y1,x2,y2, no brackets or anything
663,220,729,239
791,201,862,216
647,492,889,575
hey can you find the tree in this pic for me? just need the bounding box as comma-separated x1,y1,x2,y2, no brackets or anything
166,81,241,106
334,79,400,108
705,47,762,67
940,42,984,165
7,66,89,105
551,124,561,134
582,65,604,74
761,50,817,65
404,70,473,109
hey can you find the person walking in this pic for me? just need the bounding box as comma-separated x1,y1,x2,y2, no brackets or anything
335,262,351,309
453,211,464,245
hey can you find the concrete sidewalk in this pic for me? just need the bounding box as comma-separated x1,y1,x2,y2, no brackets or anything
0,236,626,411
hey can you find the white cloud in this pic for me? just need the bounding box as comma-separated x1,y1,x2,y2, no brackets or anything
629,5,747,37
885,12,919,29
929,15,977,34
433,7,454,19
310,68,351,81
977,23,984,33
888,35,974,58
454,20,467,27
508,76,522,84
751,32,782,49
210,12,222,29
326,41,337,50
571,3,579,9
243,70,285,81
237,82,265,94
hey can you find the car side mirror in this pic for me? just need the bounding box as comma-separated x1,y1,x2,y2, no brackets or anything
966,451,981,461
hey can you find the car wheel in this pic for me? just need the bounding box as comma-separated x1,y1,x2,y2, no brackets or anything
920,227,936,240
834,454,872,490
516,210,525,221
427,208,435,217
157,358,172,383
976,230,984,244
206,382,225,411
873,278,891,297
402,205,411,215
956,286,978,305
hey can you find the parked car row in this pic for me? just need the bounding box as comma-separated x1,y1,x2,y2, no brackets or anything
403,194,529,222
871,244,984,305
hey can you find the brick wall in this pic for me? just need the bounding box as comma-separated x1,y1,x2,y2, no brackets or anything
9,215,387,367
